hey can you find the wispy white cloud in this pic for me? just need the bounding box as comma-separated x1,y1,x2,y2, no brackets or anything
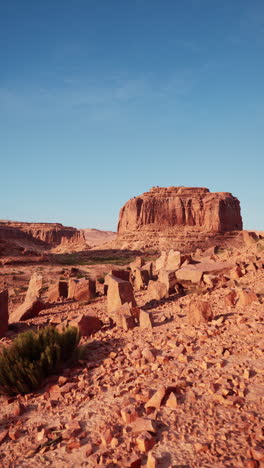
0,63,208,122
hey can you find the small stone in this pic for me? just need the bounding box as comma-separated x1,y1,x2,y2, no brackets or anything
13,401,25,417
67,439,81,451
121,405,139,424
147,451,158,468
100,428,113,446
0,430,8,445
142,348,155,363
139,309,153,329
237,290,258,306
188,300,213,325
251,447,264,461
85,443,93,456
145,386,166,409
126,454,141,468
110,437,119,448
136,431,156,452
65,420,82,437
224,290,238,306
121,314,136,330
8,429,21,441
165,392,178,409
36,428,47,442
243,369,250,379
131,418,157,434
194,442,210,452
246,461,259,468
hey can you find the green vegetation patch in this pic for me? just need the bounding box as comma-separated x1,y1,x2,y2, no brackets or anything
0,326,81,395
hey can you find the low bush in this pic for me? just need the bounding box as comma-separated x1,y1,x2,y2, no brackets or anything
0,326,81,395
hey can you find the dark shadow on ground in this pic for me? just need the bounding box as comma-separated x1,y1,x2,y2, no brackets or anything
142,292,183,311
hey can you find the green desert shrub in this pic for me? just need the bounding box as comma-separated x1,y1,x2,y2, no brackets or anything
0,326,81,395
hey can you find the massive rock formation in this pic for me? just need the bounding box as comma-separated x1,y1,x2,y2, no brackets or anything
115,187,243,251
0,221,86,256
0,221,85,246
118,187,242,233
0,223,47,256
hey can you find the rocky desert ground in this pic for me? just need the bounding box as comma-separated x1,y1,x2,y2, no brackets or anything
0,187,264,468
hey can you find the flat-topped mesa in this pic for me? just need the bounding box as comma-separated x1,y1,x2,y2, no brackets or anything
0,221,86,247
118,186,243,234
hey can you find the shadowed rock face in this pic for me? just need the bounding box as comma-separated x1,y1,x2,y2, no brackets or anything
0,221,85,247
118,187,243,234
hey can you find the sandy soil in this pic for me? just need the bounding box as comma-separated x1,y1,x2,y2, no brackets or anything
0,243,263,467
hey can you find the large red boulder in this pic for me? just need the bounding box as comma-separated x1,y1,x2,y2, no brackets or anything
0,289,8,338
68,278,96,302
107,275,136,315
9,272,44,322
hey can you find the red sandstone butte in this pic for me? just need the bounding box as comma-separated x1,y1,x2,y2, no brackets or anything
118,186,242,233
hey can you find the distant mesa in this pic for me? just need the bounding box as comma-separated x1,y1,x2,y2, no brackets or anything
81,228,116,247
0,220,86,256
0,221,85,245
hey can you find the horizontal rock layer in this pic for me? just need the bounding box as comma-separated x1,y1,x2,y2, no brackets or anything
0,221,85,246
118,187,243,234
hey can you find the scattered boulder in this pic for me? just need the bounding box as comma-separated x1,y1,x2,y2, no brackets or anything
69,314,102,336
110,269,130,282
229,265,244,280
130,256,145,271
133,267,150,291
188,300,213,325
142,261,154,279
237,290,258,306
25,272,43,299
145,385,166,409
47,281,68,302
10,297,44,323
0,289,8,338
148,280,168,301
112,303,136,330
176,265,203,284
166,250,182,270
158,269,177,293
139,309,153,329
155,251,167,271
166,391,178,409
136,431,156,453
107,275,136,315
121,405,139,424
176,260,234,284
9,272,44,322
68,278,96,302
224,290,238,306
155,250,182,272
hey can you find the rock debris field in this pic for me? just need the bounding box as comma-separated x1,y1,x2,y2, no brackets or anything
0,241,264,468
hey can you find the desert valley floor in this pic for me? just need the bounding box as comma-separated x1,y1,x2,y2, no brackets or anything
0,239,264,468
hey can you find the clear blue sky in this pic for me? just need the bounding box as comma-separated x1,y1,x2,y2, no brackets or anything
1,0,263,231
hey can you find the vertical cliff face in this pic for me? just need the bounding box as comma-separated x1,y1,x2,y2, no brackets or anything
0,221,86,255
118,187,243,233
0,221,85,246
